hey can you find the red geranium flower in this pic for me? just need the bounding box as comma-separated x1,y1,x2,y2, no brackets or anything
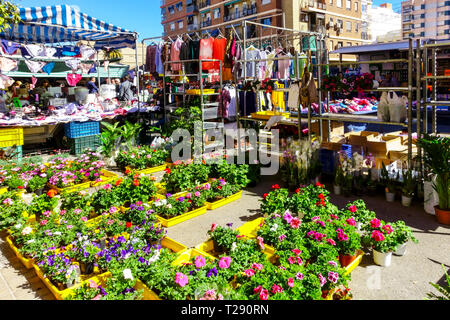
133,180,140,187
316,181,324,188
164,168,171,174
115,178,123,187
126,222,132,228
124,168,131,175
272,184,280,190
263,193,269,200
17,186,25,189
295,188,300,194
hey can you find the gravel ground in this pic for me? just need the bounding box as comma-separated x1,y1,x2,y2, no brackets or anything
0,167,449,300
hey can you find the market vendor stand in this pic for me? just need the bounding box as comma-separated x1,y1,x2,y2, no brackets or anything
0,5,140,156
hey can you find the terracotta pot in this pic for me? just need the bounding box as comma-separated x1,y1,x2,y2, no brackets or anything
339,253,358,267
435,206,450,225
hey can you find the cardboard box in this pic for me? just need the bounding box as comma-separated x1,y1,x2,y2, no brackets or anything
312,120,344,141
366,136,402,157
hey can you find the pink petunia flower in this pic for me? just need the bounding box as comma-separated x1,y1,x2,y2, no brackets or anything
218,256,231,269
175,273,189,287
244,269,255,277
296,272,305,280
195,255,206,268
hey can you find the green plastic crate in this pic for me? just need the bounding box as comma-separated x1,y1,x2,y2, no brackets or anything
69,135,101,156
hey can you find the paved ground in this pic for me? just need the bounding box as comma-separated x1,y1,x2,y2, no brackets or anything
0,169,449,300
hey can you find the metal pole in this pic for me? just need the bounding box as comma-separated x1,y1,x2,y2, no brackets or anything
134,33,141,123
423,44,428,134
308,49,312,141
432,43,437,134
407,38,413,168
416,39,422,174
317,36,323,143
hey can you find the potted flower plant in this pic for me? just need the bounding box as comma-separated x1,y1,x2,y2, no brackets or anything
28,192,58,223
362,218,398,267
333,166,344,195
417,135,450,224
392,220,418,256
401,168,416,207
27,175,48,195
380,163,398,203
207,224,240,254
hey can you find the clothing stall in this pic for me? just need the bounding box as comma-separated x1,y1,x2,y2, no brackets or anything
0,5,139,156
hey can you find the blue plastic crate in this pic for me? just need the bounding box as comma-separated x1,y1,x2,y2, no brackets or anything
69,135,101,156
319,149,335,175
64,121,100,139
1,145,22,161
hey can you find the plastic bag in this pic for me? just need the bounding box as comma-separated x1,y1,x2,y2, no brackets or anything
387,91,407,123
377,92,390,122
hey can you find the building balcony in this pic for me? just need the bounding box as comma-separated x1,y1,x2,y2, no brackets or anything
186,4,198,13
224,7,257,22
198,0,211,9
308,0,327,10
201,20,211,27
187,24,199,31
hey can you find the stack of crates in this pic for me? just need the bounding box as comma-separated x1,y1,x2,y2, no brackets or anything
0,127,24,161
64,121,101,156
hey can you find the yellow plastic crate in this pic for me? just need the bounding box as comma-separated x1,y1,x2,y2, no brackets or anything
125,163,168,175
47,169,118,194
0,127,24,148
236,217,265,239
250,111,290,120
185,89,215,95
172,248,217,266
6,236,34,269
156,206,208,227
205,191,243,210
343,250,364,276
0,186,8,195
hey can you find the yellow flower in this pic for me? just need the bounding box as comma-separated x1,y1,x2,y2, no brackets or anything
22,211,29,218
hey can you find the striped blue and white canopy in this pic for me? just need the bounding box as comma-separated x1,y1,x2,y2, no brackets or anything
0,5,136,49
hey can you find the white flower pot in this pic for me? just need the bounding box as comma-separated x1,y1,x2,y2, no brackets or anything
401,195,413,207
333,185,341,195
394,243,407,256
424,180,438,215
373,249,392,267
385,192,395,202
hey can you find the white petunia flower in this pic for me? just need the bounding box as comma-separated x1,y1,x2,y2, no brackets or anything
123,268,134,281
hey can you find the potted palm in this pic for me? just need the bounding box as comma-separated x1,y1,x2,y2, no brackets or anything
401,168,416,207
417,135,450,225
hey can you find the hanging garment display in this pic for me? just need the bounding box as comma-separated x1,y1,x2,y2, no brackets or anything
278,52,292,80
213,37,227,70
61,46,81,57
287,83,300,110
271,90,286,111
80,45,96,60
0,74,14,89
146,45,157,73
41,47,57,58
188,39,200,74
223,31,235,69
66,73,83,87
258,50,267,80
170,38,183,72
245,46,261,78
65,59,81,71
155,41,164,75
300,71,318,108
221,84,237,119
79,63,94,74
0,57,18,72
199,38,214,70
31,76,38,90
239,91,257,116
1,40,20,55
24,44,44,57
42,62,56,75
265,51,276,79
24,60,46,73
104,60,110,72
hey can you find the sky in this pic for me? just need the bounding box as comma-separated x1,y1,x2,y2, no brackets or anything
14,0,164,41
13,0,403,41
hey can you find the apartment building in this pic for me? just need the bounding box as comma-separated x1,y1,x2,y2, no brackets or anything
402,0,450,40
160,0,372,58
160,0,284,39
294,0,371,54
369,3,401,42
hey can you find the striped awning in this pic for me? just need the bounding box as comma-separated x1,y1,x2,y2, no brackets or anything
0,5,136,49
